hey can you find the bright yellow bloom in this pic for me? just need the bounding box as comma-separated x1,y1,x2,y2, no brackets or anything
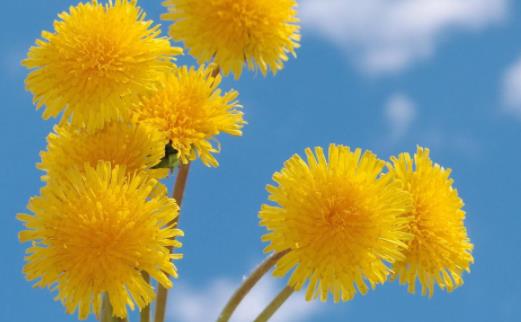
18,163,182,319
23,0,182,130
133,65,245,167
162,0,300,79
39,122,168,181
388,147,474,296
259,144,412,302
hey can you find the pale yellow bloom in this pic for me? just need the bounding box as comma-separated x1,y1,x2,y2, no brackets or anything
259,144,412,302
162,0,300,78
39,121,168,181
133,65,245,167
18,163,182,319
24,0,181,130
388,147,474,296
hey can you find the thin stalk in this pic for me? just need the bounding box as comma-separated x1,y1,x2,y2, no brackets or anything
140,272,151,322
101,295,128,322
216,250,290,322
101,295,112,322
254,286,294,322
154,163,191,322
211,65,221,77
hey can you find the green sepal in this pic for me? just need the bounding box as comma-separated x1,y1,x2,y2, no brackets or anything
152,142,179,170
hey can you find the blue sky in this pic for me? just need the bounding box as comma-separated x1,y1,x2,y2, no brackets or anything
1,0,521,321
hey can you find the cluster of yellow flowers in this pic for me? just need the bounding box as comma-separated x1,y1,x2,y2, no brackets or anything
18,0,255,319
17,1,473,322
260,145,474,303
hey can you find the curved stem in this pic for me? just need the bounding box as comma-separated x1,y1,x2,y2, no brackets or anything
154,163,191,322
171,162,191,207
254,286,294,322
101,295,112,322
211,65,221,77
101,295,128,322
140,273,150,322
216,250,290,322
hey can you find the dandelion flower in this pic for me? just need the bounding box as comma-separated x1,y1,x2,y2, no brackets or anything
259,144,412,302
133,65,245,167
39,122,168,181
18,162,183,319
23,0,182,130
162,0,300,79
388,147,474,296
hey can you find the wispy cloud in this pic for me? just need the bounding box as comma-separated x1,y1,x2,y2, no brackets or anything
300,0,507,74
2,48,25,78
376,93,480,158
502,55,521,118
168,276,323,322
384,93,416,142
419,129,481,158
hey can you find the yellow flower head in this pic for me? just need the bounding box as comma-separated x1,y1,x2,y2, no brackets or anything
133,65,245,167
23,0,182,130
162,0,300,79
18,163,183,319
387,147,474,296
39,121,168,181
259,144,412,302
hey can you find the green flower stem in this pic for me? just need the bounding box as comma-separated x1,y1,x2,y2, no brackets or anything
216,250,290,322
154,163,191,322
101,295,112,322
101,295,128,322
254,286,294,322
211,65,221,77
140,272,151,322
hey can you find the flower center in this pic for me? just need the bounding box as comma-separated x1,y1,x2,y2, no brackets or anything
77,35,122,79
323,194,361,229
213,0,265,38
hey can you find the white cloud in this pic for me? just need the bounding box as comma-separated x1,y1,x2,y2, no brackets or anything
378,95,480,157
168,276,322,322
300,0,507,74
420,129,481,158
2,48,25,77
502,55,521,118
384,93,416,141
